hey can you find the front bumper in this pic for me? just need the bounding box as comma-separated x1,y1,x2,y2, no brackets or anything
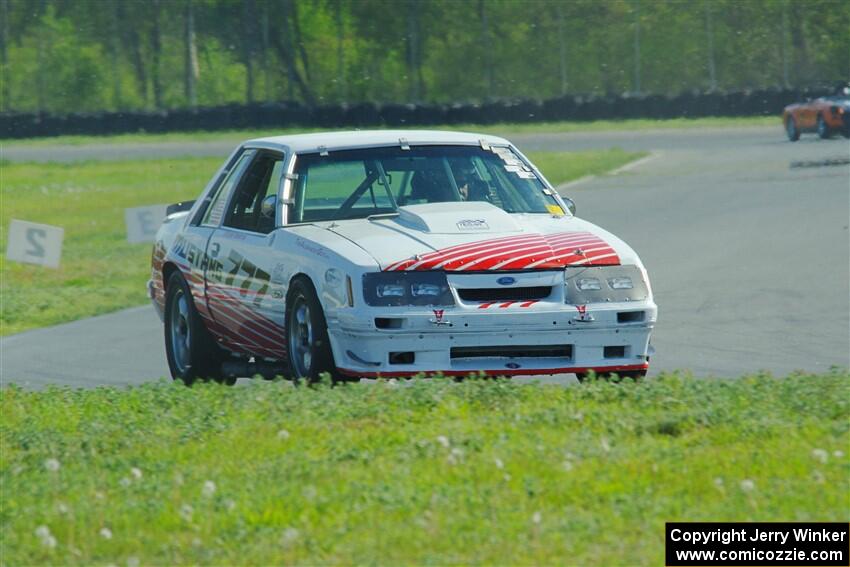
329,301,656,378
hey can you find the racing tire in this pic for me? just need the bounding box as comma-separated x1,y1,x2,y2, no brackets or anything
575,370,646,383
285,277,342,385
785,117,800,142
816,115,832,139
164,271,229,385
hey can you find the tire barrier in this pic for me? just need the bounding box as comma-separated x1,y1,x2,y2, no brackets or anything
0,87,835,139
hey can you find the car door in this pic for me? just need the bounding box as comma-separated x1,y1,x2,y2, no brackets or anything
169,148,254,338
205,150,288,359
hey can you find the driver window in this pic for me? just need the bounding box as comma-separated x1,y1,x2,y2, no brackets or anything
224,153,284,233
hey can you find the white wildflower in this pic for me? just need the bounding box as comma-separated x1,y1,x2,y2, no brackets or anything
95,491,105,500
714,477,724,488
503,473,512,482
224,499,236,512
180,503,194,521
447,447,464,465
740,479,755,492
119,477,131,488
302,485,318,501
600,438,611,453
834,450,845,459
56,502,69,514
35,525,51,539
562,460,574,472
35,525,56,548
126,556,140,567
532,511,542,525
494,458,504,470
130,467,143,480
436,435,450,448
99,527,113,540
281,527,300,545
202,480,216,498
44,458,60,472
277,429,291,440
812,448,829,464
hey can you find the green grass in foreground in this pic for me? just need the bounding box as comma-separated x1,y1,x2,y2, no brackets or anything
1,371,848,565
2,116,777,147
0,149,643,335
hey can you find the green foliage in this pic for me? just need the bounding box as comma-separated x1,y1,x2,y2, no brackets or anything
2,0,848,113
0,148,638,335
1,370,848,564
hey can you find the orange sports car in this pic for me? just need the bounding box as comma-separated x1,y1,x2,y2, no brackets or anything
783,90,850,141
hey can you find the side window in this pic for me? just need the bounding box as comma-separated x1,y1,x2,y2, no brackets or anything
224,153,284,233
202,152,255,226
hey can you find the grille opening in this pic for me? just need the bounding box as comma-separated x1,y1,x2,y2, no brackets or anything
375,317,404,329
389,351,415,365
604,346,627,359
451,345,572,359
458,286,551,302
617,311,645,323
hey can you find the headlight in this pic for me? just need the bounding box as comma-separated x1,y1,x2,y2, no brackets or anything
607,276,633,290
577,277,602,291
565,265,649,304
363,272,454,306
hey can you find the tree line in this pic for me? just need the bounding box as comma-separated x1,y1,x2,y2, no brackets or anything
1,0,847,115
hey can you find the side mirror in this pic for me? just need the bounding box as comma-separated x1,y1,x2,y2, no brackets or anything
562,197,577,216
261,194,277,220
166,200,195,216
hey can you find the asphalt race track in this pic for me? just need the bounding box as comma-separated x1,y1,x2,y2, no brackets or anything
2,126,848,388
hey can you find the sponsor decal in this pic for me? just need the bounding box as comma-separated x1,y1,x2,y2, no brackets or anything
456,219,490,231
295,237,329,258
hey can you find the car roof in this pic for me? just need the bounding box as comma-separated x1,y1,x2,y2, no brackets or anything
247,129,512,153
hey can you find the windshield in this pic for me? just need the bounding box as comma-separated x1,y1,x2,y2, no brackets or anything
289,145,563,223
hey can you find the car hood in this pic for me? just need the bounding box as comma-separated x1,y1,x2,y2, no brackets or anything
323,202,642,271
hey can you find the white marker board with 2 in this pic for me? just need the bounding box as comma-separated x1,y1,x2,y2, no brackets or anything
6,219,64,269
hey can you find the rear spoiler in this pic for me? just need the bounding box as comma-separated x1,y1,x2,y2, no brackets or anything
166,200,195,217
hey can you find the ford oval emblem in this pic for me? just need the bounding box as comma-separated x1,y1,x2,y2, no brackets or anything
497,276,516,286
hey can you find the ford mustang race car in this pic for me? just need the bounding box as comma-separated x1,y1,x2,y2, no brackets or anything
148,131,657,384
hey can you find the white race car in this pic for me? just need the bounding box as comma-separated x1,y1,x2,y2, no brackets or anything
149,130,657,384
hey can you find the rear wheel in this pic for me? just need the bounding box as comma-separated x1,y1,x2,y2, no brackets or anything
786,117,800,141
285,277,341,384
817,114,832,139
164,271,227,385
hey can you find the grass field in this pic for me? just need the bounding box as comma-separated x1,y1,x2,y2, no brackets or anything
2,116,777,147
0,149,643,336
1,370,847,565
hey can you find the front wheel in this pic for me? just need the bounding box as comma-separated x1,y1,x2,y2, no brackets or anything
285,277,340,384
164,271,227,385
786,117,800,142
